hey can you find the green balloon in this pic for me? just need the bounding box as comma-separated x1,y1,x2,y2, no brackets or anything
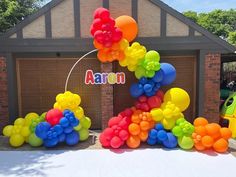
178,136,194,150
176,118,186,126
135,66,146,79
81,117,91,129
172,126,183,137
79,128,89,141
28,133,43,147
145,50,160,62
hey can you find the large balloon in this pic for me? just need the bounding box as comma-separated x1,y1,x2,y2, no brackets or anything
160,63,176,86
164,88,190,112
46,108,63,126
115,15,138,42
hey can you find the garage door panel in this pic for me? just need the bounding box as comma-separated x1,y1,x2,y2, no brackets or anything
17,58,102,129
114,56,196,122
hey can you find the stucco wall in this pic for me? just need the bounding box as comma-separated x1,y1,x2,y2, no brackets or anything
166,14,189,36
23,15,45,38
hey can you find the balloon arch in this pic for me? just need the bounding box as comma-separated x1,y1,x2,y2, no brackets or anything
3,8,232,153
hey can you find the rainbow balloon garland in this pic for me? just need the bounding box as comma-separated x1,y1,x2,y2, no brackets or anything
2,7,232,153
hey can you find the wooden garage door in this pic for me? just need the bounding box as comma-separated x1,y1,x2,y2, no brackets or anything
16,58,102,129
113,56,196,122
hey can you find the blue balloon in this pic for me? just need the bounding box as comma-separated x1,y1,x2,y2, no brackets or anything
60,117,69,127
63,109,70,115
54,125,63,135
162,133,178,149
149,129,158,139
147,137,157,145
152,70,163,83
58,133,66,142
155,124,164,131
130,83,144,98
143,84,152,93
160,63,176,86
66,131,80,146
157,130,168,141
70,118,79,127
139,77,148,84
64,126,73,134
35,122,51,140
44,137,59,148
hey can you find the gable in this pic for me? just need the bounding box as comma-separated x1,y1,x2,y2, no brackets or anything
0,0,234,53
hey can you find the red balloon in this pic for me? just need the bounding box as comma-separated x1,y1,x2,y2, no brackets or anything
119,130,129,141
147,96,161,109
110,136,122,148
99,133,110,147
94,8,110,20
138,96,147,103
156,90,164,101
103,128,114,140
45,108,63,126
108,116,123,127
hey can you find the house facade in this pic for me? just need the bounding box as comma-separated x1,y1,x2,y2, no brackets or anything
0,0,235,132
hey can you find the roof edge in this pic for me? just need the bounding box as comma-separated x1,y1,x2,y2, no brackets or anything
149,0,236,53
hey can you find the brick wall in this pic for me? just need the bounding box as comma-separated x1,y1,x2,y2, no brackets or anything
0,56,9,132
101,63,113,129
204,53,221,123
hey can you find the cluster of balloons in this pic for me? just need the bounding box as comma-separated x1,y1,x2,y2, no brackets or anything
172,118,195,150
147,123,177,148
35,109,80,147
99,108,132,148
192,117,232,153
3,113,41,147
130,63,176,98
134,90,163,112
3,91,92,148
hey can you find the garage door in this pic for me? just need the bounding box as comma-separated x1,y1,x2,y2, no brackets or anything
16,58,102,129
113,56,196,122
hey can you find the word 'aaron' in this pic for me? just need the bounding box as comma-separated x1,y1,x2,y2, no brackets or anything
85,70,126,84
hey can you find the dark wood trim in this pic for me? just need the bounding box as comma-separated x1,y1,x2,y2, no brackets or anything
160,9,166,37
16,30,23,39
103,0,109,9
189,27,194,36
6,53,19,123
0,36,230,53
197,50,206,116
74,0,81,38
45,10,52,38
132,0,138,22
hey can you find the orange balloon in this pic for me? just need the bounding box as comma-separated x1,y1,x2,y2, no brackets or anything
205,123,221,140
194,126,207,137
201,136,214,148
93,40,103,49
149,121,155,129
139,131,148,142
131,113,141,124
213,138,228,153
115,15,138,42
193,117,208,127
194,142,206,151
140,121,150,131
128,123,140,135
220,128,232,140
126,135,141,148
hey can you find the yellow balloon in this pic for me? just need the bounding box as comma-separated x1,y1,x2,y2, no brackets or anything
3,125,13,137
25,112,39,126
150,108,163,122
164,88,190,112
9,134,24,147
162,118,175,130
21,126,30,137
14,118,25,126
163,108,173,119
74,106,84,119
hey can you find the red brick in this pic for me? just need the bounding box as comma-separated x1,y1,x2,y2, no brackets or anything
203,53,221,123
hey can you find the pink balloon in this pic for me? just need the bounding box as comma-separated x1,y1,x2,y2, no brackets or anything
108,116,123,127
110,136,122,148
